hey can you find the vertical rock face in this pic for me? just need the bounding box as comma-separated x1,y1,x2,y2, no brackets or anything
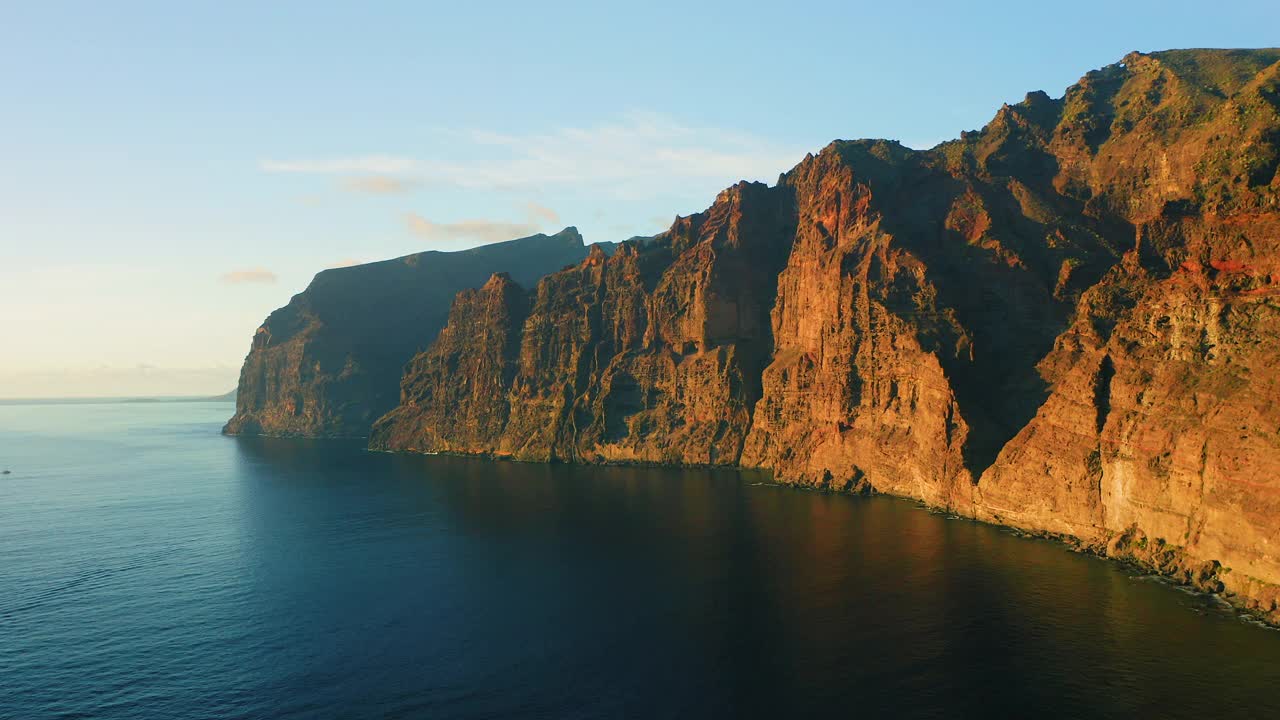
223,228,604,438
739,136,1121,502
367,272,529,451
370,181,796,464
372,49,1280,615
970,49,1280,611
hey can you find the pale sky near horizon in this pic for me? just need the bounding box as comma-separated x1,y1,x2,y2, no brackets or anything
3,1,1278,397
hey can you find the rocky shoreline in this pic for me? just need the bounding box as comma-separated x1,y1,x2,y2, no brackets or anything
743,473,1280,629
233,48,1280,629
367,442,1280,628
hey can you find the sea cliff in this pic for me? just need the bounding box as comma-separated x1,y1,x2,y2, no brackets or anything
367,49,1280,620
224,228,607,437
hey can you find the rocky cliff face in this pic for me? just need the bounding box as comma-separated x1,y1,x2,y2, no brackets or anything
370,49,1280,618
372,182,795,463
223,228,605,438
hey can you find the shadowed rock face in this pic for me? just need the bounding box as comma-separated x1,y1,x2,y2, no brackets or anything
223,228,607,438
371,181,797,463
371,49,1280,618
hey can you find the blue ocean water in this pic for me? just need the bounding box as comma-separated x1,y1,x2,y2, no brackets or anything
2,400,1279,719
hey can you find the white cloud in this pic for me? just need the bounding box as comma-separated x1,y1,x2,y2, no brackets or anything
399,200,569,249
525,201,560,225
340,176,420,194
219,268,278,285
404,214,541,246
259,112,805,199
261,155,416,174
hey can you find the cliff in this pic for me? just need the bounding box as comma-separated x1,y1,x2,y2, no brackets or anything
372,182,795,462
370,49,1280,620
223,228,607,437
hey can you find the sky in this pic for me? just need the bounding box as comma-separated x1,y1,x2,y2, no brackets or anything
2,0,1278,397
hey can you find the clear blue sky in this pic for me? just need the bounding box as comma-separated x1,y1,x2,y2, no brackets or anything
3,0,1277,397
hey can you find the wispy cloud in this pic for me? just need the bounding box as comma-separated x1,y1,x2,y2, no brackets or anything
260,112,805,199
525,201,559,225
405,214,540,246
341,176,419,195
219,268,278,285
261,155,415,174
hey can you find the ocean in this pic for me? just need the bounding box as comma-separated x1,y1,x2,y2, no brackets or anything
2,400,1279,719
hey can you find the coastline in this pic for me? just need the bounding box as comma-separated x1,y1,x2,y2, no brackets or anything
235,428,1280,630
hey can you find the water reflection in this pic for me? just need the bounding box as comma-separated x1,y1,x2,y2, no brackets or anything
225,437,1280,719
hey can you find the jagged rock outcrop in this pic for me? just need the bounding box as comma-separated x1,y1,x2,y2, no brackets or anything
370,49,1280,619
223,228,607,437
368,272,530,451
372,181,795,463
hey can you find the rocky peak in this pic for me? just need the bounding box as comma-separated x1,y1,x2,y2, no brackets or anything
481,271,515,289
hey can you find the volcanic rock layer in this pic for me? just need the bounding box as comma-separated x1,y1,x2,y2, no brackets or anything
368,49,1280,619
223,228,607,437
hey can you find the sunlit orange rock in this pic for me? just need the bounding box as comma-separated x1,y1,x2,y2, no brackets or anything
370,48,1280,619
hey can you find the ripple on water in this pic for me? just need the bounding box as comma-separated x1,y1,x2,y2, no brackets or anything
2,401,1280,720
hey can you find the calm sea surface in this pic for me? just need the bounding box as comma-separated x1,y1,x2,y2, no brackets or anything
2,401,1279,719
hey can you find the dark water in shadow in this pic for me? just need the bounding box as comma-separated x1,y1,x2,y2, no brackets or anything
2,402,1279,719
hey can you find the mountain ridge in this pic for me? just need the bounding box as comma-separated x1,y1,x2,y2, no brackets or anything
367,48,1280,622
223,228,614,437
